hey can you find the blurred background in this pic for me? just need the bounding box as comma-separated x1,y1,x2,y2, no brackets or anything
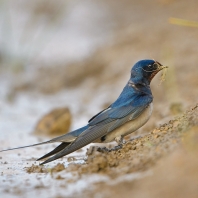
0,0,198,197
0,0,198,147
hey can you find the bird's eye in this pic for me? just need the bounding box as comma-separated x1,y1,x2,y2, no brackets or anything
152,63,158,69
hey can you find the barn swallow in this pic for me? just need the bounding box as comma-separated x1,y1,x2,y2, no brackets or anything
0,59,167,165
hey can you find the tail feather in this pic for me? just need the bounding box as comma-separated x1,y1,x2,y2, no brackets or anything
0,141,51,152
0,130,79,153
37,142,70,161
0,125,88,164
40,148,71,165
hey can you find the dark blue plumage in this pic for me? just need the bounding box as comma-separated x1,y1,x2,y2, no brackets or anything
0,59,167,165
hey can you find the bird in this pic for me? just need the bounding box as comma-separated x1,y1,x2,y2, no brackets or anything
0,59,167,165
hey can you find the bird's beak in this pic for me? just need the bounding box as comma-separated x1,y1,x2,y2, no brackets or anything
155,61,168,71
148,62,168,82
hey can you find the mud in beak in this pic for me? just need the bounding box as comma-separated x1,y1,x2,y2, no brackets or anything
149,62,168,82
154,61,168,71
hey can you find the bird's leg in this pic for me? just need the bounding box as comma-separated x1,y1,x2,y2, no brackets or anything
115,135,125,144
97,136,125,153
110,135,125,151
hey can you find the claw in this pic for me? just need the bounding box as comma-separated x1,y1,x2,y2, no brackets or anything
97,143,123,153
110,144,123,151
97,147,110,153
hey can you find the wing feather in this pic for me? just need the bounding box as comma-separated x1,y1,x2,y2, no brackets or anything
40,94,153,164
40,122,114,164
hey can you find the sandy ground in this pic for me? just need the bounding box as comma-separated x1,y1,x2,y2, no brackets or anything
0,0,198,197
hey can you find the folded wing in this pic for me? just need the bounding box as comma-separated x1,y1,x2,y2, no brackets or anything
40,94,152,165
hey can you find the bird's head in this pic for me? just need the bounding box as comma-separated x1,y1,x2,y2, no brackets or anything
130,59,167,84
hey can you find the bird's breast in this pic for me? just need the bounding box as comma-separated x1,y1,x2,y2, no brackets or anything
101,103,153,143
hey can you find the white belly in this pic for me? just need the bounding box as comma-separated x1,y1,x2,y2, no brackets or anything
102,103,153,143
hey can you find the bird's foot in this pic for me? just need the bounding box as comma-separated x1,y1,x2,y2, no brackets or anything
87,146,115,154
108,135,125,151
109,144,123,151
97,146,110,153
97,136,125,153
97,144,123,153
115,135,125,145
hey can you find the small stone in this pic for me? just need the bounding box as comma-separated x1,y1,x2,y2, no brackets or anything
154,134,160,138
55,175,64,180
34,107,72,137
152,129,161,134
51,163,65,172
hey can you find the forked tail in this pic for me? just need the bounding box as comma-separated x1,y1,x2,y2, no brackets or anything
0,140,52,152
